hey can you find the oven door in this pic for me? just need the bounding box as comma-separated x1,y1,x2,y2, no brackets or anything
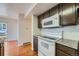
38,37,55,56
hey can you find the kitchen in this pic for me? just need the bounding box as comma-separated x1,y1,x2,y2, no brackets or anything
33,3,79,56
0,3,79,56
0,1,79,59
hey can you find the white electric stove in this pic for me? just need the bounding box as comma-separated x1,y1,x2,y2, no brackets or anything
38,29,62,56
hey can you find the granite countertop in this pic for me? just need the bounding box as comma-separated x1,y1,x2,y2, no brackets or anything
33,35,40,37
56,39,79,50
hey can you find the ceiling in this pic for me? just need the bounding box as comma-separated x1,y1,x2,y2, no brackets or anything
6,3,58,16
30,3,58,16
0,3,58,19
6,3,35,14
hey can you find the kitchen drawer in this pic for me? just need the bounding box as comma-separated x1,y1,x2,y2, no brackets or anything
56,49,69,56
56,43,76,56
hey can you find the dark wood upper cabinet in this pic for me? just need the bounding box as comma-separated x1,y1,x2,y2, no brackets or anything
43,11,50,19
50,5,58,16
38,14,44,28
38,3,77,28
38,11,50,28
59,3,76,26
76,3,79,24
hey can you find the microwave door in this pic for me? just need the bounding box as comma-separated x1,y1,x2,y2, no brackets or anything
44,21,53,28
42,20,59,28
42,15,60,28
42,17,54,28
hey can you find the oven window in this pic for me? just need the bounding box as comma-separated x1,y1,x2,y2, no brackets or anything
44,21,53,26
41,42,49,49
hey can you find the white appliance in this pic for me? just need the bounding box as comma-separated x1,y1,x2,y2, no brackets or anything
41,13,60,28
38,36,56,56
38,30,62,56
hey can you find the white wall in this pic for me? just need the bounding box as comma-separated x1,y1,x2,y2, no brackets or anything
33,15,41,36
0,4,7,17
6,5,19,20
0,3,22,20
0,17,18,41
18,14,32,46
32,15,41,50
0,4,18,41
62,25,79,41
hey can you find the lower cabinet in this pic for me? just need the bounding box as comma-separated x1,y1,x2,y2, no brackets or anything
33,36,38,52
0,44,4,56
55,43,78,56
56,49,69,56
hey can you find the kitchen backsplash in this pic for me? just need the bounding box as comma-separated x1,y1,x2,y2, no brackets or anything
42,25,79,41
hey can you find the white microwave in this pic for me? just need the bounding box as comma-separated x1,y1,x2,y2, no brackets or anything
41,14,60,28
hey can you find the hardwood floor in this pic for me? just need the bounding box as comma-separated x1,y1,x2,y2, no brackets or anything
19,44,37,56
4,40,37,56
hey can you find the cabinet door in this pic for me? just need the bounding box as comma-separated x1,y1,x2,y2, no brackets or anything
60,3,76,26
56,49,69,56
43,11,50,19
0,47,1,56
33,36,38,52
56,43,76,56
76,3,79,24
1,44,4,56
50,5,58,16
0,44,4,56
38,14,44,28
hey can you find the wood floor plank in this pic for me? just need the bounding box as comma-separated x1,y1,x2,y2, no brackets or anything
4,40,37,56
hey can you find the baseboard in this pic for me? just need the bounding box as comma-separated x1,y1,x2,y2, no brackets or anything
23,42,31,46
18,42,31,46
